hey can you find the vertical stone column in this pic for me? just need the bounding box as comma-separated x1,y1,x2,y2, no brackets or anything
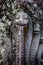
29,22,40,65
16,25,24,65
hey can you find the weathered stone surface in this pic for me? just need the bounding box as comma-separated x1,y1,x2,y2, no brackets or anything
0,0,43,65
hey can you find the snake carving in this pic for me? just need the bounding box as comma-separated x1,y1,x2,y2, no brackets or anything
0,0,43,65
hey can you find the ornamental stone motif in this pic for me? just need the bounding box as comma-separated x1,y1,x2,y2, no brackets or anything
0,0,43,65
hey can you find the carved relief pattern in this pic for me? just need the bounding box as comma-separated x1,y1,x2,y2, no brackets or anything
0,0,43,65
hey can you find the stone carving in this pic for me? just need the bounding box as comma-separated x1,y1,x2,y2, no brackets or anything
10,9,29,65
29,22,40,65
0,0,43,65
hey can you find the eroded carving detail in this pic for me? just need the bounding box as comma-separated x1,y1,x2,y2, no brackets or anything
0,0,43,65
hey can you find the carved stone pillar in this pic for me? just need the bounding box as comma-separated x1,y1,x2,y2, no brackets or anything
29,22,40,65
15,25,24,65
